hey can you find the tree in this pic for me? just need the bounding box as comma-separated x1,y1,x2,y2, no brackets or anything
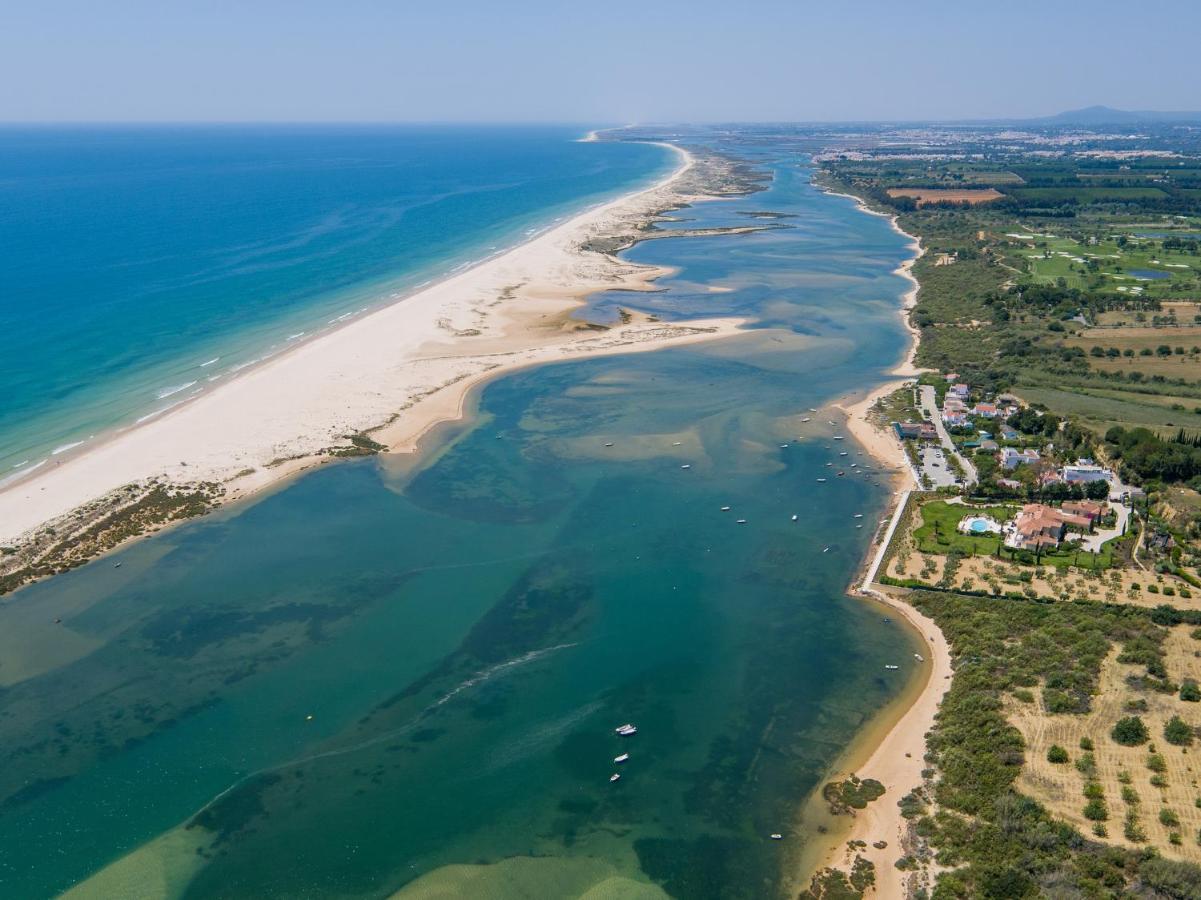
1165,716,1194,746
1111,716,1149,746
1048,744,1070,763
1086,480,1110,500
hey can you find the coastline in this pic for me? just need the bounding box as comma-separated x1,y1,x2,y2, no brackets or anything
795,183,950,897
0,142,748,567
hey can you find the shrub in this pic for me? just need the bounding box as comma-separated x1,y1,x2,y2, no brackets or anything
1161,808,1181,828
1112,716,1150,746
1182,679,1201,702
1047,744,1069,764
1079,736,1094,751
1148,753,1168,773
1084,798,1108,821
1165,715,1194,746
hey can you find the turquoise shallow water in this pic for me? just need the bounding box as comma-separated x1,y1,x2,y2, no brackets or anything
0,125,672,476
0,142,919,898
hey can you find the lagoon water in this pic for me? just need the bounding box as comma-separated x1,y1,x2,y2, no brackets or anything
0,125,673,475
0,137,920,898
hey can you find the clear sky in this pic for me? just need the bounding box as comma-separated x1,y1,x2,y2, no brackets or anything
4,0,1198,123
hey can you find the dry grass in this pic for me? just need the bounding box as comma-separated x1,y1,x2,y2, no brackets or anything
889,547,1196,608
1097,303,1201,328
886,188,1004,206
1068,325,1201,377
1010,630,1201,861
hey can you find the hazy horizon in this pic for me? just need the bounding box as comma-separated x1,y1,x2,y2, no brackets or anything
4,0,1199,124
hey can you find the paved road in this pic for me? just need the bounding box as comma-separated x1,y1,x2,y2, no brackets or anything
918,385,978,486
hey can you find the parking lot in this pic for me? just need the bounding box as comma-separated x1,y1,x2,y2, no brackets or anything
918,445,958,488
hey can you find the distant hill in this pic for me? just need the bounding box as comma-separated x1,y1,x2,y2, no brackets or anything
1034,105,1201,125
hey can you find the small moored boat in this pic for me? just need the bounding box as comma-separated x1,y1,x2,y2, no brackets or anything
615,723,637,736
610,773,621,783
614,753,629,764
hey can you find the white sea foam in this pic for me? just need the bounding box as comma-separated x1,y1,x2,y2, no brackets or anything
52,441,85,455
135,400,186,424
11,459,29,468
156,381,197,400
199,357,220,367
286,332,306,341
0,459,47,489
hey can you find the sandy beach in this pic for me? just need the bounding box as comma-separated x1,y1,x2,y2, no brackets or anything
0,145,748,556
798,187,951,898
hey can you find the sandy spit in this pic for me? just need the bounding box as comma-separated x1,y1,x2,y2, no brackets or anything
0,144,743,547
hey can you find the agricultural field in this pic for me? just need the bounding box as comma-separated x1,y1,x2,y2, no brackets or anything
885,187,1003,206
1015,385,1201,433
1068,325,1201,377
1014,187,1169,203
1095,300,1201,327
1011,631,1201,862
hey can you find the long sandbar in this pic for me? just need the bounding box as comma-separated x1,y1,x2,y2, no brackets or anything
0,144,742,551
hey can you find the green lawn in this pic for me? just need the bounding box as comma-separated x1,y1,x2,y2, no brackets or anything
914,499,1120,570
913,500,1017,555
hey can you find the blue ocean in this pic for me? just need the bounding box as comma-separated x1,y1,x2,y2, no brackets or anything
0,125,674,476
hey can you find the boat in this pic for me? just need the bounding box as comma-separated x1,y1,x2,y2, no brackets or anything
809,408,817,412
853,514,863,518
832,435,845,441
672,441,682,446
816,478,827,483
825,462,832,467
680,464,691,469
827,420,836,426
720,506,731,511
839,451,848,456
614,753,629,764
837,471,845,477
770,833,783,840
780,444,789,449
610,773,621,783
914,653,925,662
791,514,798,521
801,417,811,423
604,442,614,447
823,546,830,553
736,519,748,524
885,664,899,670
615,723,637,736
